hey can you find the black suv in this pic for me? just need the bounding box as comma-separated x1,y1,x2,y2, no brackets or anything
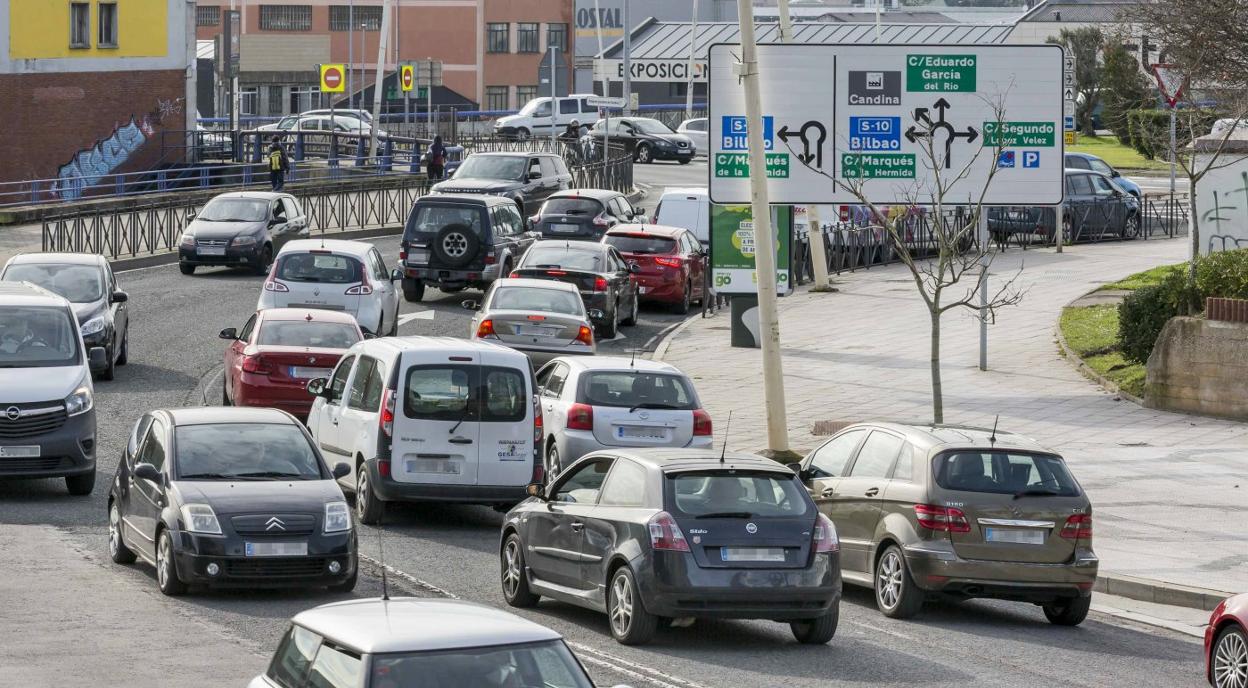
430,152,573,216
399,194,540,302
530,189,646,241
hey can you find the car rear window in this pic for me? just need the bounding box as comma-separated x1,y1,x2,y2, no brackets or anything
666,471,809,517
603,234,677,254
405,204,485,238
256,321,360,349
541,198,604,216
482,367,526,422
276,253,362,283
369,640,592,688
579,371,697,410
522,246,605,271
933,451,1080,496
490,286,585,315
402,365,528,423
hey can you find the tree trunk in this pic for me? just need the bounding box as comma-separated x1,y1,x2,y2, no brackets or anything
930,309,943,424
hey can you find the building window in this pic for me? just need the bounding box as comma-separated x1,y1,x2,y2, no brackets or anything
484,86,509,112
486,23,509,53
196,6,220,26
547,23,567,53
517,23,539,53
515,85,538,106
241,87,259,116
98,3,118,48
259,5,312,31
268,85,285,116
69,2,91,49
329,6,382,31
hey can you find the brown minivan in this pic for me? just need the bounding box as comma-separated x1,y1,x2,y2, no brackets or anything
791,423,1098,625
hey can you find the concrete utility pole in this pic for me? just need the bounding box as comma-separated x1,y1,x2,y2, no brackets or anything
622,0,632,111
368,0,391,158
734,0,794,458
685,0,698,121
594,0,608,97
347,0,354,110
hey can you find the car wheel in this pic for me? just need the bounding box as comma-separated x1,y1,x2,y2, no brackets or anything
179,263,195,276
108,501,136,564
65,470,95,496
636,144,652,164
621,290,639,326
253,245,272,276
99,343,116,381
1121,212,1140,240
388,308,399,336
433,224,480,268
156,529,187,596
597,302,619,339
355,463,384,526
221,379,231,406
328,564,358,593
1059,215,1074,244
678,158,691,165
790,605,839,644
875,545,924,619
1042,595,1091,626
608,566,658,645
117,331,128,365
402,278,425,303
546,443,562,481
1213,624,1247,688
673,282,691,315
517,128,531,141
501,533,540,607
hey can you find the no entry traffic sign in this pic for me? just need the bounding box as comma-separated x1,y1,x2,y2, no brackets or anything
400,64,414,92
320,63,345,93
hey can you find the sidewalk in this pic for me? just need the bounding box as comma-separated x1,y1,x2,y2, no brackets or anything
660,237,1248,596
0,221,41,265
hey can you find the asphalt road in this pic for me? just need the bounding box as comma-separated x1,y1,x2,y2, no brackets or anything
0,159,1209,687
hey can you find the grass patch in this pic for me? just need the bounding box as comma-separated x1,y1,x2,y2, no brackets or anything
1101,262,1185,291
1058,304,1146,398
1068,135,1170,172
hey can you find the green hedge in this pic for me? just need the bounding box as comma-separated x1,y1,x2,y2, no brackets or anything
1126,108,1226,160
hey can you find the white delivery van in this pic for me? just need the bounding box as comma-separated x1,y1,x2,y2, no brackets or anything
494,95,600,139
652,187,710,246
305,336,541,524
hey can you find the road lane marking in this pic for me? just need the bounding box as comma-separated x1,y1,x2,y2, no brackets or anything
200,366,225,406
397,311,436,326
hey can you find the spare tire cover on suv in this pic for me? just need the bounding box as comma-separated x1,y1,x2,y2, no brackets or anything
434,224,480,268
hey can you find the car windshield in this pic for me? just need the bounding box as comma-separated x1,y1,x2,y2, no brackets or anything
630,118,674,135
540,198,603,217
0,306,80,368
405,205,484,238
604,234,677,255
276,253,363,283
276,116,299,130
257,321,360,349
667,471,809,518
3,263,104,303
580,371,697,410
369,640,592,688
522,246,604,271
175,423,324,480
489,286,584,315
517,98,551,116
197,198,269,222
933,451,1081,496
454,156,526,181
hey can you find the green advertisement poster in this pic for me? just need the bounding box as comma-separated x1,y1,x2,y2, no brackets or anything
710,204,792,295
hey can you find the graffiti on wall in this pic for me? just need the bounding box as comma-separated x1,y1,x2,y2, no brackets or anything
55,98,184,200
1195,153,1248,255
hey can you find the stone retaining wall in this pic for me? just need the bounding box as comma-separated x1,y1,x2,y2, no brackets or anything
1145,316,1248,420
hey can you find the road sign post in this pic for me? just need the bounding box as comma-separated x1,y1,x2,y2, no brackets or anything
1153,64,1187,198
320,63,347,154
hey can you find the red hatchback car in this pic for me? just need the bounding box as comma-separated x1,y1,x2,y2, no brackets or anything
1207,593,1248,687
602,224,706,314
219,308,362,421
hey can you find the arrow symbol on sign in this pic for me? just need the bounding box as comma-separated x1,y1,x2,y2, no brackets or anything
933,98,951,120
777,121,827,168
905,125,930,143
1064,87,1075,100
912,108,931,126
397,310,436,326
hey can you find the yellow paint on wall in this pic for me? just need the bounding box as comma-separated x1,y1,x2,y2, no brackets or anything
10,0,169,60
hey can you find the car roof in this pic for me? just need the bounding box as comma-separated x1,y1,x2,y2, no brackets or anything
278,239,373,257
6,252,103,267
470,151,552,159
0,281,72,307
548,188,620,201
257,308,361,325
418,193,509,206
293,598,562,654
561,356,682,375
164,406,296,426
606,223,685,238
1064,167,1108,177
836,422,1051,455
210,191,287,201
658,187,708,199
594,449,794,474
353,335,532,361
492,277,580,293
1064,152,1098,160
530,239,606,252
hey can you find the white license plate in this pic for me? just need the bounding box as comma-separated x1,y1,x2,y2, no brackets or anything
406,459,461,475
721,547,786,562
550,223,580,233
244,541,308,557
638,286,650,294
407,250,430,264
289,366,333,379
0,445,40,458
516,325,557,337
616,425,666,440
985,528,1047,545
197,246,226,256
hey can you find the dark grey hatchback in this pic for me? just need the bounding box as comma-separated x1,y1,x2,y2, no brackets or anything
500,449,841,645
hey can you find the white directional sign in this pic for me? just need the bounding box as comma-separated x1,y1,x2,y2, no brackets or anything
708,44,1066,205
586,95,627,109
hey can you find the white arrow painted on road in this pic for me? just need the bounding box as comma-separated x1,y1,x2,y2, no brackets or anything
397,311,436,326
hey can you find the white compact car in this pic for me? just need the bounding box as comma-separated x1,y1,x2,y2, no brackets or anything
534,356,713,476
305,336,542,524
466,278,597,366
651,187,710,246
257,239,401,336
493,94,599,140
676,117,708,156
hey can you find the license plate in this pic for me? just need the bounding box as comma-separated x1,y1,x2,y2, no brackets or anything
550,223,580,233
407,250,430,264
985,527,1047,545
406,459,461,475
638,286,650,294
721,547,786,562
516,325,557,337
0,445,40,458
197,246,226,256
290,366,333,379
616,425,666,440
244,541,307,557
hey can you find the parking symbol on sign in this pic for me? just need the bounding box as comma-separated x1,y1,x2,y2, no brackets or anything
997,150,1016,168
1022,151,1040,168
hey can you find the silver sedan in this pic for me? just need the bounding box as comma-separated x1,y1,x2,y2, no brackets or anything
465,278,597,366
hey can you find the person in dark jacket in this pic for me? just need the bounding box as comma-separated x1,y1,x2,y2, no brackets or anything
267,136,290,191
427,135,447,180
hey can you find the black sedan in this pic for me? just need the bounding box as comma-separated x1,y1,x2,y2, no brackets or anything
177,192,309,275
0,252,129,381
529,189,646,241
107,407,357,596
511,240,640,338
988,169,1141,244
588,117,695,164
500,449,841,645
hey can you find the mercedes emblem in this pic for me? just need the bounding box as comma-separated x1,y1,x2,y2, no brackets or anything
4,406,20,421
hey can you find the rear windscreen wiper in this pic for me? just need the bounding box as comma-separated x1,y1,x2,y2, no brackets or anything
1013,488,1064,499
694,511,755,519
629,403,681,412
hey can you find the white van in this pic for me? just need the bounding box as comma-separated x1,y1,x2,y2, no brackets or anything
305,336,541,524
494,94,600,140
652,187,710,246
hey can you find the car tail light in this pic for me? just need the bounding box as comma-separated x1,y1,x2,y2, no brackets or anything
399,243,407,261
477,319,496,338
1060,514,1093,542
263,279,289,292
345,284,373,295
654,256,682,268
692,408,712,436
380,389,395,438
648,511,691,552
484,250,497,265
575,325,594,346
377,459,391,478
812,513,840,553
592,212,610,227
593,277,608,291
546,269,567,276
913,504,971,533
241,355,273,375
532,395,543,448
566,402,593,430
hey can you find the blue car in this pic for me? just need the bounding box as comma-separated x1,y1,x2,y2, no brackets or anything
1064,152,1141,197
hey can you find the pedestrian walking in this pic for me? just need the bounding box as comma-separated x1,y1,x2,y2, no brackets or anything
267,136,289,191
427,135,447,180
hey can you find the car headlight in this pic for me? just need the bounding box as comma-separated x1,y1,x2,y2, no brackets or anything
324,501,351,533
232,236,258,247
180,504,222,535
80,316,105,336
64,385,93,416
180,233,195,247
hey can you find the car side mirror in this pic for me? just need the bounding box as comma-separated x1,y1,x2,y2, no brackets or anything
785,462,806,480
1111,169,1121,178
218,327,238,340
587,308,605,320
363,332,377,340
462,299,480,311
629,262,643,274
133,463,160,483
186,211,197,222
88,346,107,370
331,462,351,479
306,377,327,396
526,483,546,500
110,290,128,304
390,268,402,282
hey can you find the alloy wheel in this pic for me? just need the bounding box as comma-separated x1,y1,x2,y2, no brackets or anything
502,540,522,598
877,551,903,610
1215,628,1248,688
610,574,634,636
442,233,468,258
108,505,121,557
156,534,170,589
357,471,371,520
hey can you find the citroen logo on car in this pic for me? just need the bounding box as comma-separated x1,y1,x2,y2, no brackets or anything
4,406,19,421
265,517,286,531
745,522,758,534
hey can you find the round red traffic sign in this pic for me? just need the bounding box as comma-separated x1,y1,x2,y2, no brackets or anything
323,66,342,89
401,67,413,90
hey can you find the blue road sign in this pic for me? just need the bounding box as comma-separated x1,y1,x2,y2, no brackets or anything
998,150,1016,168
849,116,901,151
1022,150,1040,168
1064,115,1075,131
721,116,774,151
